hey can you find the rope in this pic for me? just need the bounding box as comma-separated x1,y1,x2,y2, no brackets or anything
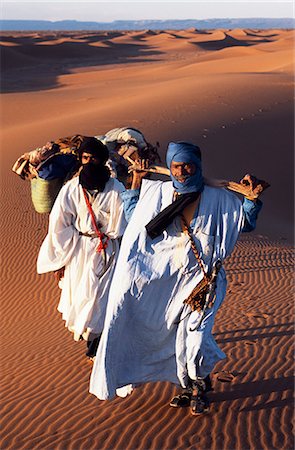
82,188,109,253
181,214,209,283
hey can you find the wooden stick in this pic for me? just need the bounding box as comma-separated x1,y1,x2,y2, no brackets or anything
145,165,170,176
126,162,269,198
126,160,170,175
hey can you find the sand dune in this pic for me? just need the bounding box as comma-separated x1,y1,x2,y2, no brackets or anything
2,28,290,74
0,28,294,450
0,40,20,46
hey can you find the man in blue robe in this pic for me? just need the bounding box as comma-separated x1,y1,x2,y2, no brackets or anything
89,141,264,416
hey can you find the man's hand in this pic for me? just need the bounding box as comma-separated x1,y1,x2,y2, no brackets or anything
129,159,150,190
227,174,270,201
54,267,65,284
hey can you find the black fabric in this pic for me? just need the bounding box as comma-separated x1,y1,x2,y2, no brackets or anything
204,374,213,392
145,191,200,239
78,137,109,165
86,337,100,358
79,164,110,191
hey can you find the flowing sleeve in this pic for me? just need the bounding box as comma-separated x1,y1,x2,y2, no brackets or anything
216,190,244,260
217,190,263,259
105,180,127,238
242,198,263,232
120,189,140,222
37,182,80,274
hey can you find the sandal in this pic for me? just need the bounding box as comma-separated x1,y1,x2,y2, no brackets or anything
169,392,192,408
190,392,210,416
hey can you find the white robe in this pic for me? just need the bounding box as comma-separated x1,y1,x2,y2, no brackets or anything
89,180,244,400
37,177,127,340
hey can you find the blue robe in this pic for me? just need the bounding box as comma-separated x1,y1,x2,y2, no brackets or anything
89,179,259,400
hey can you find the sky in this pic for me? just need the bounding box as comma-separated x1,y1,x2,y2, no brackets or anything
1,1,294,22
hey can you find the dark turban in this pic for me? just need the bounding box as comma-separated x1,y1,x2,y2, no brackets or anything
78,137,110,191
78,137,109,165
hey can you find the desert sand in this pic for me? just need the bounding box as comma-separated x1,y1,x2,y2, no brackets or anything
0,29,294,450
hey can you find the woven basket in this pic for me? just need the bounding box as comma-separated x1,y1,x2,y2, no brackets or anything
31,177,64,213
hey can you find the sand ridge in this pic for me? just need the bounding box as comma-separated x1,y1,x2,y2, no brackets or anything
1,29,293,76
0,28,294,450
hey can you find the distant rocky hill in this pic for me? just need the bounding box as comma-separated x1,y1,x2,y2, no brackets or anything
1,18,294,31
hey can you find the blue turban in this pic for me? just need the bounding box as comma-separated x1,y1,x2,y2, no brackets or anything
166,141,204,194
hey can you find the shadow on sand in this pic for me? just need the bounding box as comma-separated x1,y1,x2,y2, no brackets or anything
191,33,271,51
210,375,294,411
1,32,164,93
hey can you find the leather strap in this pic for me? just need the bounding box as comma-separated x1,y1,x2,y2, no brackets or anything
181,214,209,283
82,188,109,253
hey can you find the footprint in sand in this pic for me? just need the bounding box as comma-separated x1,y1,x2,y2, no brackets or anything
216,371,235,382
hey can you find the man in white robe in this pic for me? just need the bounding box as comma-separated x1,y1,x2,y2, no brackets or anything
89,141,263,414
37,137,127,358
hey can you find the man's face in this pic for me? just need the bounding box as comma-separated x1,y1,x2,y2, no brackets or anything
170,161,196,183
81,152,101,165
